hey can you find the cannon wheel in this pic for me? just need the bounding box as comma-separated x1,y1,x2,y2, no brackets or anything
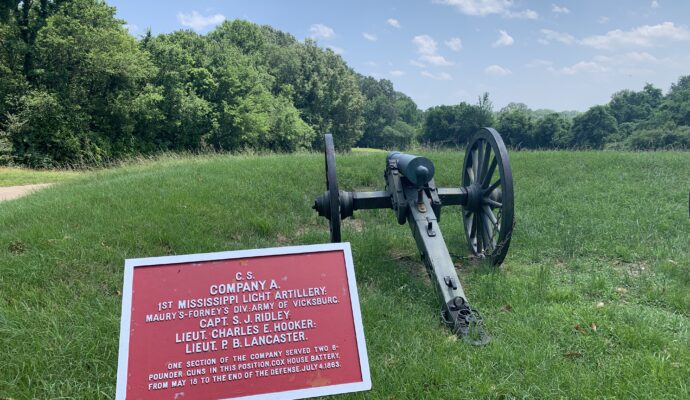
461,128,514,265
324,134,341,242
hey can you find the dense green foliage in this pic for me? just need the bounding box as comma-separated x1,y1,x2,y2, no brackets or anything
420,93,494,147
357,76,421,149
487,79,690,150
0,0,417,167
1,1,688,168
419,78,690,150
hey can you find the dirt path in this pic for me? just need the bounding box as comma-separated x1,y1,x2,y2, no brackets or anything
0,183,53,202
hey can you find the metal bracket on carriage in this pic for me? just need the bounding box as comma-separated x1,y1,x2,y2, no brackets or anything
442,296,490,346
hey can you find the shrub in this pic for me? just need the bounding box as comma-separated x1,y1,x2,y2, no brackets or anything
624,126,690,150
7,90,104,167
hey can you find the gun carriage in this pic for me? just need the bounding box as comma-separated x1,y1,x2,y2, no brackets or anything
312,128,514,344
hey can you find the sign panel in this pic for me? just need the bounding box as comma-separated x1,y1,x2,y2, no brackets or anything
116,243,370,400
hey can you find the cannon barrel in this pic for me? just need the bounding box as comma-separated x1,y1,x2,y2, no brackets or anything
387,152,435,186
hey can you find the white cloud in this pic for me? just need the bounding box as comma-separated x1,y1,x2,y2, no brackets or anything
540,29,576,45
580,22,690,50
363,32,377,41
593,55,613,63
413,35,453,66
538,22,689,52
505,9,538,19
484,64,512,76
309,23,335,39
420,54,454,66
651,1,659,8
445,37,463,51
387,18,401,28
545,54,667,76
625,51,659,63
525,59,553,68
409,59,426,68
390,70,405,76
327,45,344,55
434,0,510,16
433,0,538,19
549,61,608,75
421,71,452,80
492,30,514,47
177,11,226,32
552,4,570,14
413,35,437,54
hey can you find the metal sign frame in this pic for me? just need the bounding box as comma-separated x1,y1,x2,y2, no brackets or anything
116,243,371,400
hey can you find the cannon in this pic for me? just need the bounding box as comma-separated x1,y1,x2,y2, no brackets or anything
312,128,514,345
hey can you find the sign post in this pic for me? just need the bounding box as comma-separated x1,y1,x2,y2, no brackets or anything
116,243,370,400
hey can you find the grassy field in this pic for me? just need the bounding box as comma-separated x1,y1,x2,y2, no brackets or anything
0,151,688,399
0,166,80,187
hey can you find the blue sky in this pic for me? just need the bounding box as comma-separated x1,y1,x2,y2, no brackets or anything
110,1,690,112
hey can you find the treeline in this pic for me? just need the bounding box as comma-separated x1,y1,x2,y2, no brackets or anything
421,78,690,150
494,80,690,150
0,0,417,167
0,1,688,168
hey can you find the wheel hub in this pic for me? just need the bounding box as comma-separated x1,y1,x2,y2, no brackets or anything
466,183,483,212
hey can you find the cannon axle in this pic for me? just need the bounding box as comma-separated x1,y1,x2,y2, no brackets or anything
314,188,472,218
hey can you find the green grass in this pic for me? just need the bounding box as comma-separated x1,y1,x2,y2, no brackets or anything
0,151,688,399
351,147,387,154
0,166,80,187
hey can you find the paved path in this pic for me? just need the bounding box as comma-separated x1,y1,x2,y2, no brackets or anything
0,183,53,202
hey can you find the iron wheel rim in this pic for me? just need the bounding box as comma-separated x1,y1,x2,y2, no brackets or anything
461,127,514,265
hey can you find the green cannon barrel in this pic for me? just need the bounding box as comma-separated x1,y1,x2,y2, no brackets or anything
387,151,435,186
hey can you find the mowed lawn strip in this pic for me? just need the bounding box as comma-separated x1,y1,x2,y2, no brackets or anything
0,167,81,187
0,151,688,399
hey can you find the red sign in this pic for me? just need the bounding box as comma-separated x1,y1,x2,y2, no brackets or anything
116,243,370,400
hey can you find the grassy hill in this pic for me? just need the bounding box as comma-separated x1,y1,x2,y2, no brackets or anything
0,151,688,399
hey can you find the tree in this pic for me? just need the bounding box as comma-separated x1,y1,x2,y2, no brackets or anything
354,75,422,149
292,41,364,149
264,95,315,151
395,93,423,127
532,113,571,149
569,105,618,149
422,105,456,145
1,0,67,80
497,103,533,148
625,126,690,150
659,75,690,126
140,31,217,151
0,19,27,130
5,90,101,166
6,0,156,165
422,101,493,147
378,121,416,149
608,83,662,125
208,20,266,58
357,76,398,147
208,58,273,150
